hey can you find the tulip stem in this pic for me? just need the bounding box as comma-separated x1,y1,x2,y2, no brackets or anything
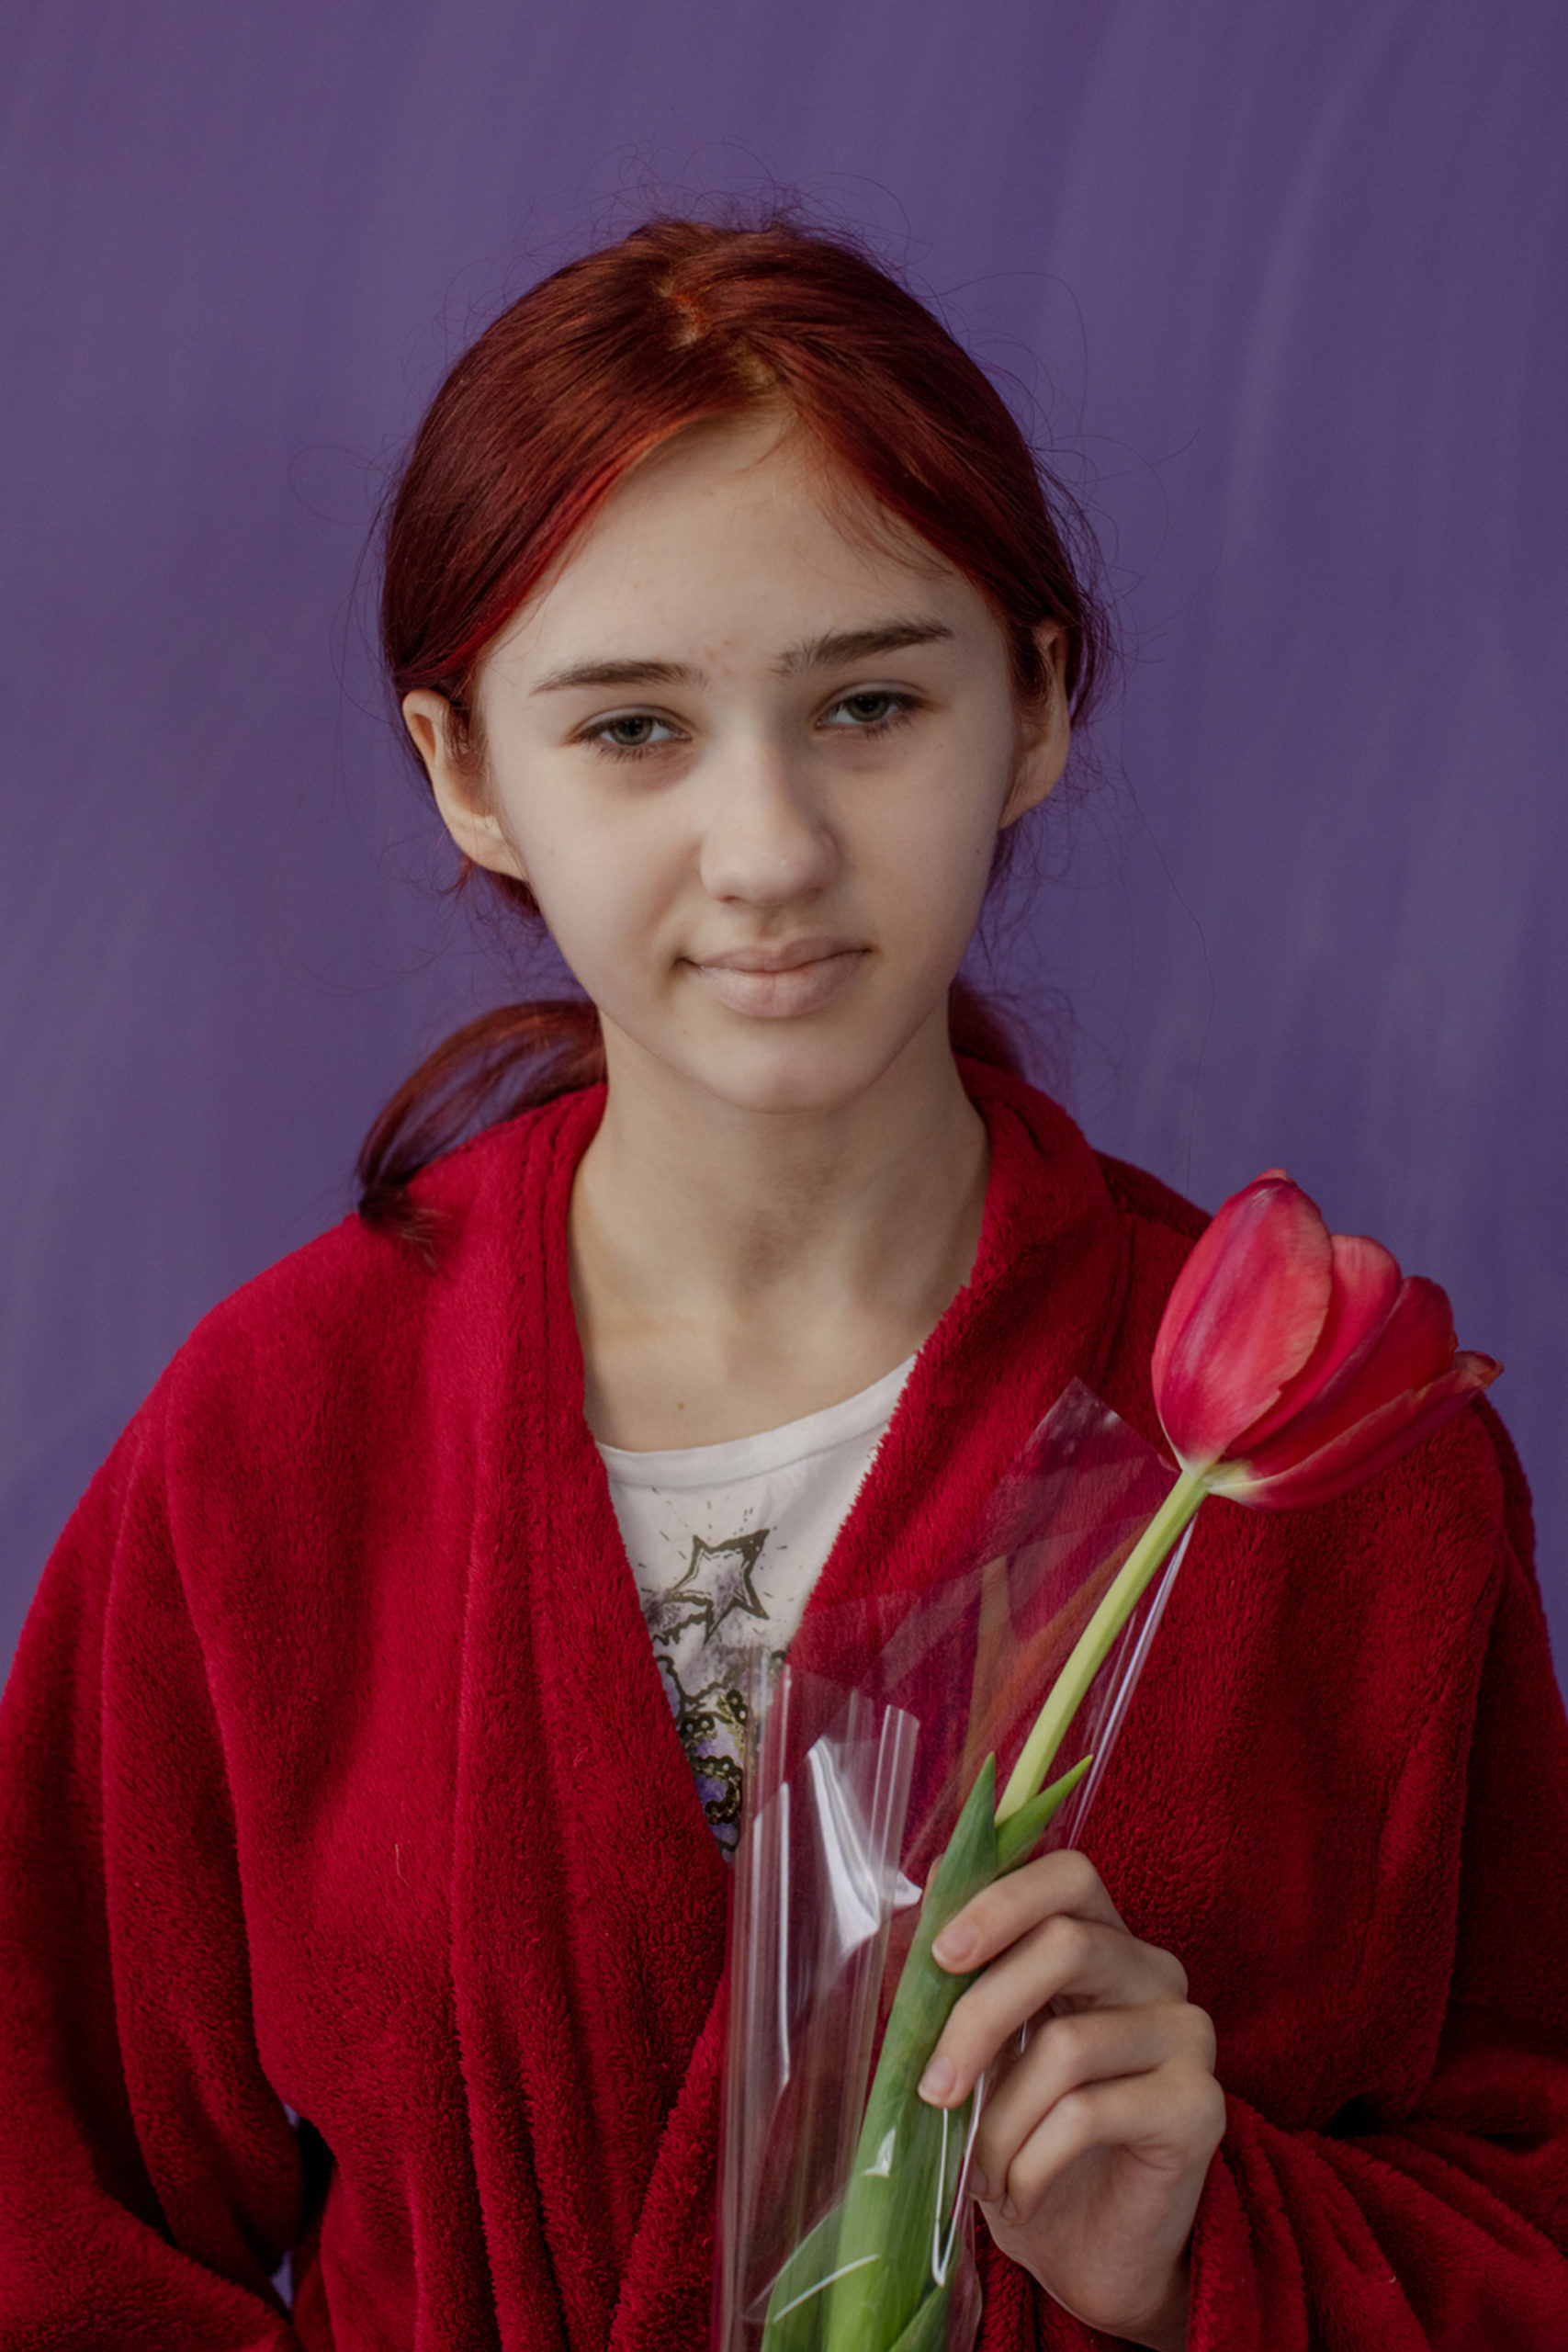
996,1469,1207,1822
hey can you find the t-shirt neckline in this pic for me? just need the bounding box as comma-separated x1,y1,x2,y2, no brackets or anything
594,1350,919,1489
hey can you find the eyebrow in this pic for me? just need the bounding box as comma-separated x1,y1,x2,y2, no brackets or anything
528,619,954,696
776,619,954,677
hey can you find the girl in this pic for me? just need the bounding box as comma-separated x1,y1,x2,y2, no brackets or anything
1,217,1564,2351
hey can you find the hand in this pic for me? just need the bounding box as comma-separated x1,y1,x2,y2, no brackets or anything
917,1849,1224,2352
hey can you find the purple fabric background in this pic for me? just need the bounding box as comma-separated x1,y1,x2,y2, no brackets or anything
3,1,1564,1679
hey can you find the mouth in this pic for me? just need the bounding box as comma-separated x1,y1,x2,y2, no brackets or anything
692,937,862,976
685,942,868,1018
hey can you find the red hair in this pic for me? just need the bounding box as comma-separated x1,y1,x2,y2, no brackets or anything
361,214,1109,1243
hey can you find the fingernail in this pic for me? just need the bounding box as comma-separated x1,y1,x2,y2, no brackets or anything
999,2197,1018,2225
917,2053,956,2104
931,1922,976,1967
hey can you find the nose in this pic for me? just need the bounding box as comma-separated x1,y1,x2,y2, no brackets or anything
696,738,839,907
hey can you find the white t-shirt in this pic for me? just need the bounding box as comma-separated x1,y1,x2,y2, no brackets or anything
597,1353,916,1851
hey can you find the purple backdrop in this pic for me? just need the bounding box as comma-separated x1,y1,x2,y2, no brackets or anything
3,1,1564,1679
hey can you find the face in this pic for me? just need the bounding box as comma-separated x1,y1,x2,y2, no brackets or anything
405,413,1069,1120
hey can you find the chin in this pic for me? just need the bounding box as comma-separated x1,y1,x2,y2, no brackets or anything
600,988,950,1119
672,1024,922,1120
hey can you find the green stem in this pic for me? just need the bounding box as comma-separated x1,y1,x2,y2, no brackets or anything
995,1468,1207,1822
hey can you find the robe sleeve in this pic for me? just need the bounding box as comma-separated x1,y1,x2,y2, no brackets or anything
0,1382,307,2346
1179,1444,1568,2350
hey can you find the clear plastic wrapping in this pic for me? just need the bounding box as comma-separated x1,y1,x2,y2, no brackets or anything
715,1381,1193,2352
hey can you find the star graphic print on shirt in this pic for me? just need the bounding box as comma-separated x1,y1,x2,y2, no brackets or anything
664,1528,770,1640
597,1353,916,1851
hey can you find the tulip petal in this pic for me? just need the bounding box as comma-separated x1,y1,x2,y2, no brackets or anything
1230,1232,1401,1453
1153,1173,1333,1468
1205,1351,1501,1510
1244,1276,1460,1476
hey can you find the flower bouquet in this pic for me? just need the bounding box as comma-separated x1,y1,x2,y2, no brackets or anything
714,1172,1497,2352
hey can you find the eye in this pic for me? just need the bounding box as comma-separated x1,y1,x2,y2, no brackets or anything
819,689,919,734
581,711,682,758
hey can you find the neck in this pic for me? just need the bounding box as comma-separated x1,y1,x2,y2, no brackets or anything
568,1014,993,1445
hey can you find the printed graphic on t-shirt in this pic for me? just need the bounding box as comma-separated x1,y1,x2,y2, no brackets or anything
640,1526,783,1851
599,1350,915,1854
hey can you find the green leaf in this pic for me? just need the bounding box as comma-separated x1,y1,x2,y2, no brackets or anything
885,2278,955,2352
761,2199,847,2349
820,1761,999,2352
993,1754,1092,1876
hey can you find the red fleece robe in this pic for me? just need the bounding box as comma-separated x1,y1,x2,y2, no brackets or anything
1,1065,1565,2350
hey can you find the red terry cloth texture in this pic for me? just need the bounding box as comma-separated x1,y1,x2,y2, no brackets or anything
1,1063,1565,2350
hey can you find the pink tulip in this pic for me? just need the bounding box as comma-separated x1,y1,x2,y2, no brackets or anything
1151,1171,1501,1509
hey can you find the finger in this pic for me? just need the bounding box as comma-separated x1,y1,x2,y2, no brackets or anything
981,2057,1228,2230
919,1915,1186,2107
971,2003,1217,2201
931,1849,1130,1975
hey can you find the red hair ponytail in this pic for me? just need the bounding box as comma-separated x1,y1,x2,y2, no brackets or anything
356,1001,604,1250
363,212,1104,1239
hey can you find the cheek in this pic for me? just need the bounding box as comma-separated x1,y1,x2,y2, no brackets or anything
869,757,1011,938
514,815,676,980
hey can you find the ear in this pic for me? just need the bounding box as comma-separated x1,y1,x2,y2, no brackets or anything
999,625,1072,831
401,690,529,885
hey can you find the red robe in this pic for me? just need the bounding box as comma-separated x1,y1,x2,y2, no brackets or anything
1,1065,1565,2349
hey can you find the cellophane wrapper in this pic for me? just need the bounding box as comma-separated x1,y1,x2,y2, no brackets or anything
714,1381,1193,2352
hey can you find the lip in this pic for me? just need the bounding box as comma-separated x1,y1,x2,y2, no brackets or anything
686,940,868,1018
692,937,861,975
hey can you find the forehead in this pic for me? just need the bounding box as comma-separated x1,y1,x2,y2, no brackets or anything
485,413,991,675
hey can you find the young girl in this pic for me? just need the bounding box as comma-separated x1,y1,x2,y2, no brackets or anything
1,217,1564,2351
